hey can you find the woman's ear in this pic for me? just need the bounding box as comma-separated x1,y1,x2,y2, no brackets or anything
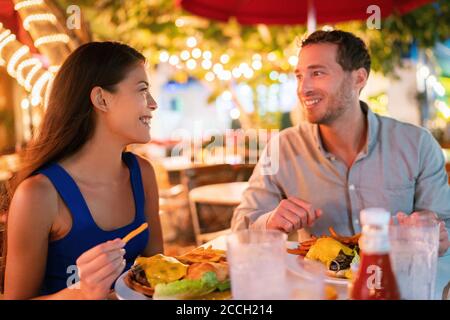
90,86,108,112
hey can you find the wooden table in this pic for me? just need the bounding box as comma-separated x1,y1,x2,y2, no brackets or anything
189,181,248,206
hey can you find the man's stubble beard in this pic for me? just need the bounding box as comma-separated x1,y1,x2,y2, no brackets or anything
304,76,355,125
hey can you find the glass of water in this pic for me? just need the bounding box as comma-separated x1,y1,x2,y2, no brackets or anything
389,215,439,300
286,258,326,300
226,230,288,300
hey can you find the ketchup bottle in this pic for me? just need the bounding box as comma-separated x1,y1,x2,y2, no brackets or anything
350,208,400,300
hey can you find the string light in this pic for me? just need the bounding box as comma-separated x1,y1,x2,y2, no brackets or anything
186,37,197,48
7,45,30,77
220,54,230,64
16,58,41,85
0,29,11,43
192,48,202,59
31,95,41,106
213,63,223,75
180,50,190,61
23,13,57,30
48,65,60,73
219,70,231,81
34,34,70,47
21,98,30,110
205,72,215,82
238,63,250,73
269,71,279,81
201,59,212,70
278,73,288,83
0,34,17,65
232,68,242,78
159,51,169,62
252,54,262,60
251,60,262,70
435,101,450,119
288,55,298,66
222,91,232,100
230,108,241,120
24,63,42,91
267,52,277,61
175,18,185,27
31,71,52,105
14,0,44,10
186,59,196,70
169,55,179,65
243,69,254,79
202,51,212,60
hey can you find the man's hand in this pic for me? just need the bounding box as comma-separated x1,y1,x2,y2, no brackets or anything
266,197,323,233
395,211,449,256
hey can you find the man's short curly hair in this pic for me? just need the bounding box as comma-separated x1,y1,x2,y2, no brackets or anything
301,30,371,75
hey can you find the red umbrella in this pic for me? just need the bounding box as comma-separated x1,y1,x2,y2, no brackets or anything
178,0,435,25
0,0,37,52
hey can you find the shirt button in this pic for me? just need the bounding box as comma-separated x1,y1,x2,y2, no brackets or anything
349,184,355,191
330,156,336,161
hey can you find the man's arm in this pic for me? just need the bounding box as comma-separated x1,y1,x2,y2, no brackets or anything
231,153,284,230
231,139,322,232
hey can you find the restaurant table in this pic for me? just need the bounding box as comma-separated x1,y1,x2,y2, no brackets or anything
189,182,248,245
203,235,450,300
189,181,248,206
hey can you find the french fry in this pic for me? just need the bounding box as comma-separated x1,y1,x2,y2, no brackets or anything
328,226,339,239
122,222,148,244
299,239,316,246
286,248,309,256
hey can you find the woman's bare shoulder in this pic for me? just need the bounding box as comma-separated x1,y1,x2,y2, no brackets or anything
133,154,158,189
9,174,59,223
134,154,156,176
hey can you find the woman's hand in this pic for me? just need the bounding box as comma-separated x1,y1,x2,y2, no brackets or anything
75,238,126,300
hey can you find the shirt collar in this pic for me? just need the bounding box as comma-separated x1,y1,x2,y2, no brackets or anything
311,100,379,158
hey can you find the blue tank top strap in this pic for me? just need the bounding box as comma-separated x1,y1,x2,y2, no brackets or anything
35,164,93,233
122,152,145,219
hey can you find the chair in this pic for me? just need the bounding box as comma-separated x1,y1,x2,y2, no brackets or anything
188,182,248,245
188,197,234,246
150,159,191,243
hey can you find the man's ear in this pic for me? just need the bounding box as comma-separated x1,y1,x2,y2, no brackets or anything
90,86,108,112
354,68,368,93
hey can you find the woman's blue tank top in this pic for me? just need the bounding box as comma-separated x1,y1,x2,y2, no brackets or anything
35,152,149,295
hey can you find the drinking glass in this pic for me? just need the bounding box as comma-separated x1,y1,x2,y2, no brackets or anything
226,230,287,300
286,258,326,300
389,215,439,300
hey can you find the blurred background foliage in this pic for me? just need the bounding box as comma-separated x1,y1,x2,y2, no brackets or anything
54,0,449,128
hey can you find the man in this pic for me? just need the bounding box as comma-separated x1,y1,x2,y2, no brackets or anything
231,30,450,256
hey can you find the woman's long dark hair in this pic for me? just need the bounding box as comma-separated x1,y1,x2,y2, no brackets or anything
3,41,145,210
0,42,145,290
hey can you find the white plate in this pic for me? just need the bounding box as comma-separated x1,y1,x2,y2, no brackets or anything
114,272,151,300
285,241,349,286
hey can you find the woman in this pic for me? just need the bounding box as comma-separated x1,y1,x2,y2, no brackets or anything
2,42,163,299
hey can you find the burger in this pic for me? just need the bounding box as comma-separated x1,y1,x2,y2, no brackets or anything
305,237,359,279
125,252,231,299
